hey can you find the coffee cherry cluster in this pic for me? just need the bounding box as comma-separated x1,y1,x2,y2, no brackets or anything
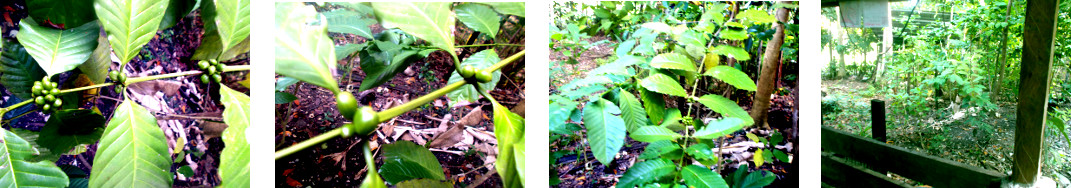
196,60,225,84
31,78,62,113
108,70,127,85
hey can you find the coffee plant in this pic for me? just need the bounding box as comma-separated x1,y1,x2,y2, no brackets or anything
274,2,525,187
550,2,796,187
0,0,250,187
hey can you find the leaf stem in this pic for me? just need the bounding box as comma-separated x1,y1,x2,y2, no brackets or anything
274,128,343,160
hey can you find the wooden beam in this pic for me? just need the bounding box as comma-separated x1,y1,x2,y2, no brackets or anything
821,153,912,188
871,100,886,142
1012,0,1059,183
822,126,1006,187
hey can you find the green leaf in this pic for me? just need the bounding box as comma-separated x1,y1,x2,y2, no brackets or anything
696,95,752,125
192,29,250,61
589,55,644,76
395,179,453,188
0,43,48,100
660,109,686,131
38,109,104,155
90,99,172,187
640,88,666,124
736,9,777,25
617,158,674,188
158,0,199,30
455,4,500,38
218,85,250,188
275,3,339,93
641,73,688,97
15,18,99,77
682,165,729,188
745,132,760,142
651,53,697,73
685,143,715,161
275,91,298,104
323,10,376,39
641,22,671,34
736,170,775,188
772,149,789,163
617,90,648,132
638,140,681,160
358,37,425,91
705,66,757,91
446,49,501,106
492,101,524,188
214,0,250,53
513,135,526,187
693,118,746,139
79,32,111,84
275,77,299,91
711,45,751,61
0,128,69,187
371,2,455,56
94,0,169,64
550,100,579,135
584,98,626,166
629,126,681,143
718,29,749,41
616,40,636,57
334,43,364,61
477,2,525,17
379,141,446,184
177,166,194,178
26,0,96,27
677,30,708,49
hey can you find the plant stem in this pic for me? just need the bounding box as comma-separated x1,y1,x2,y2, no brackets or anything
58,65,252,95
490,50,525,72
274,128,343,160
379,81,466,120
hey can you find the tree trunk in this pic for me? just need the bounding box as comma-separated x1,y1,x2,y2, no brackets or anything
750,6,790,128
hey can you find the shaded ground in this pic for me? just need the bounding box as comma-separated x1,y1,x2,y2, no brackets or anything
549,36,799,187
0,1,249,187
821,79,1071,185
275,14,526,187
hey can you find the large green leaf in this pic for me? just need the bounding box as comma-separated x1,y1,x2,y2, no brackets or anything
358,33,429,91
90,99,172,187
735,170,776,188
323,10,376,39
477,2,524,17
94,0,169,65
214,0,250,53
696,95,753,125
492,101,524,188
38,109,104,155
0,43,48,100
736,9,777,25
159,0,200,30
334,43,364,61
379,141,446,184
455,3,500,38
685,143,715,161
617,90,648,132
445,49,501,106
629,126,681,143
640,88,665,124
218,85,250,188
0,129,69,187
191,29,250,61
677,30,708,49
79,32,111,84
370,2,455,56
711,45,750,61
651,53,697,73
395,179,453,188
549,100,579,135
513,135,526,187
693,117,746,139
275,3,339,93
682,165,729,188
704,66,756,91
617,158,674,188
641,73,688,97
15,18,99,77
26,0,96,27
583,98,626,166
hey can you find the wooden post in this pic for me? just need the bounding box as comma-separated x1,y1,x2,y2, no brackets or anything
871,99,886,142
1012,0,1059,183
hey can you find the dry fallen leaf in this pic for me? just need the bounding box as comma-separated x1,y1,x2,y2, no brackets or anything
427,124,466,148
457,107,485,126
